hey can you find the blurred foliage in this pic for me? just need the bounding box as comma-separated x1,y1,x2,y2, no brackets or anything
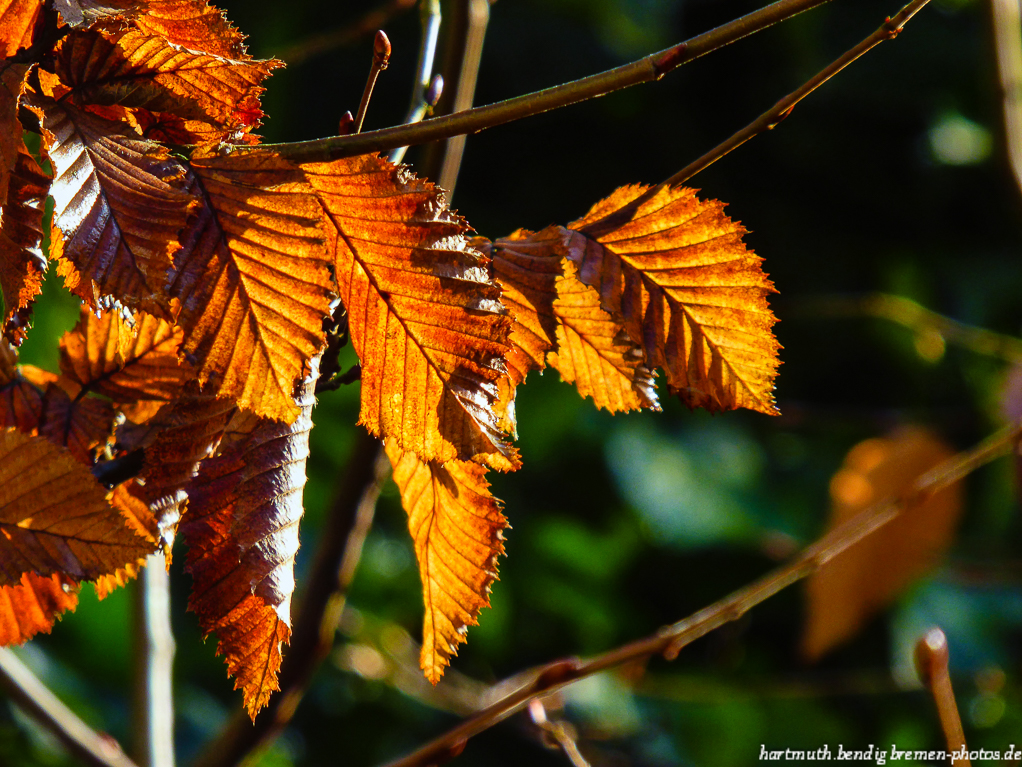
5,0,1022,765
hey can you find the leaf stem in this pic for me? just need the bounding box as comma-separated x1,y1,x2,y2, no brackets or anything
0,647,140,767
584,0,935,237
378,421,1021,767
267,0,834,162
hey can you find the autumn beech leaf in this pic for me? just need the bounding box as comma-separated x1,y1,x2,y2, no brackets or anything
132,0,249,60
0,0,40,59
0,428,154,586
0,572,79,646
490,227,659,414
0,63,29,204
52,0,141,26
385,442,507,683
180,361,316,718
0,149,48,344
561,185,780,415
302,154,517,470
54,28,280,134
27,97,197,313
59,306,190,409
165,150,331,422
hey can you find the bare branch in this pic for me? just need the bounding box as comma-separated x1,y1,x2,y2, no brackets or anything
389,0,443,165
0,647,140,767
274,0,417,67
379,421,1022,767
193,430,389,767
585,0,935,237
132,554,175,767
991,0,1022,199
267,0,834,162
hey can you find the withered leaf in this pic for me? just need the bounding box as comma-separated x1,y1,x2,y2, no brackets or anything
181,362,316,717
565,185,780,415
802,427,964,661
303,155,516,469
0,0,40,59
132,0,249,60
491,227,658,413
0,63,30,207
59,306,190,407
0,427,154,586
52,0,140,27
0,572,79,646
169,149,332,422
386,442,507,684
0,148,48,345
28,97,196,313
55,28,279,133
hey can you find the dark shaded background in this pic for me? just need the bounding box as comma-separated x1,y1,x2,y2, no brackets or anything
4,0,1022,764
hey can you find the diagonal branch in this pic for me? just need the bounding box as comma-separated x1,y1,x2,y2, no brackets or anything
273,0,418,66
379,420,1022,767
584,0,934,237
268,0,835,162
0,647,140,767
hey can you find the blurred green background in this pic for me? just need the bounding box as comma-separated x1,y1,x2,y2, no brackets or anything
5,0,1022,764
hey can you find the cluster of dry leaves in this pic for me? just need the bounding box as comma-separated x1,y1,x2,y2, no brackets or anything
0,0,780,717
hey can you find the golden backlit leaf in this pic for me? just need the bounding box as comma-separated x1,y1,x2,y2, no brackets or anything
564,185,780,415
59,306,190,407
802,426,964,661
303,155,516,469
181,362,316,717
132,0,248,60
491,227,658,413
0,0,40,59
169,149,332,422
0,428,153,586
0,64,29,206
55,28,280,133
0,572,79,646
29,97,196,313
52,0,140,26
386,441,507,684
0,148,48,345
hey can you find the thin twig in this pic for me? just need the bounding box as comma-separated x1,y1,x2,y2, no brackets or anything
0,647,140,767
915,628,969,762
132,553,175,767
584,0,934,237
273,0,417,67
266,0,834,162
355,31,393,133
794,293,1022,364
389,0,443,165
193,430,390,767
379,422,1021,767
991,0,1022,199
423,0,491,197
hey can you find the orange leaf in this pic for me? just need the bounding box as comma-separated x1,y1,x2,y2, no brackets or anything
565,185,780,415
168,149,332,422
802,426,964,661
55,28,280,133
180,362,316,717
0,63,30,205
28,97,197,313
52,0,141,26
0,428,154,586
0,0,40,59
303,155,517,469
0,572,79,646
0,148,48,345
131,0,249,60
491,227,659,413
59,306,190,407
386,442,507,684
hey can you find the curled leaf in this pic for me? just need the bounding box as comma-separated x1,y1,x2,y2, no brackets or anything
0,572,79,646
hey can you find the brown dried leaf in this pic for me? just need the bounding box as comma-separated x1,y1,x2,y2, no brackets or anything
180,362,316,717
802,426,964,661
0,148,48,345
59,306,190,407
566,185,780,415
491,227,658,413
0,572,79,646
386,442,507,684
168,149,332,422
0,428,153,586
55,28,280,133
29,97,196,313
52,0,140,26
0,0,40,58
303,155,516,469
